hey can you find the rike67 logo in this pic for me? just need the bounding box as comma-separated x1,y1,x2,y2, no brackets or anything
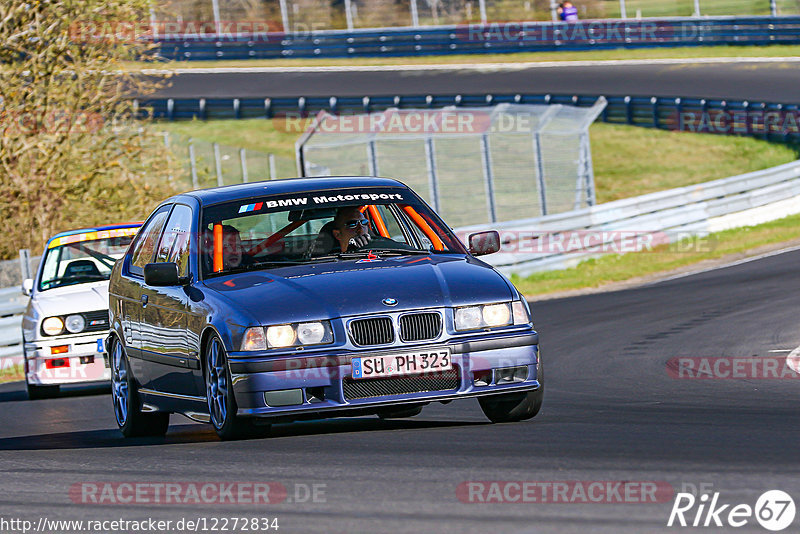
667,490,796,531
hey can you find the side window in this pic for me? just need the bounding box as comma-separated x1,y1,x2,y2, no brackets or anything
157,204,194,277
129,206,171,275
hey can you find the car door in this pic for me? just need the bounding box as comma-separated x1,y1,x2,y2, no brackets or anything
123,204,172,388
141,204,201,396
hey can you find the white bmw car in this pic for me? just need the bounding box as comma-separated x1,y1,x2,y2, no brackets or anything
21,224,140,399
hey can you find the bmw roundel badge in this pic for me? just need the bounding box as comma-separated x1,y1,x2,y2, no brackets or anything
382,297,398,306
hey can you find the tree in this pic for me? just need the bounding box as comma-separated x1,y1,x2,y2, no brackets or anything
0,0,179,259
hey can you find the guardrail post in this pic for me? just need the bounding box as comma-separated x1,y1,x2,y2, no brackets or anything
264,98,272,119
425,137,441,212
233,98,241,119
214,142,224,187
188,140,199,189
19,249,31,284
771,0,777,16
167,98,175,121
693,0,701,16
480,134,498,223
478,0,488,24
619,0,627,18
676,98,683,131
651,97,659,129
240,148,249,183
579,131,596,207
624,96,633,125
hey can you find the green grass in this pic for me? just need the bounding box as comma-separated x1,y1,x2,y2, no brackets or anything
590,123,799,202
130,45,800,70
511,211,800,297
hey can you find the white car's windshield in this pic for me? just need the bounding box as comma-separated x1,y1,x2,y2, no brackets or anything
39,228,138,291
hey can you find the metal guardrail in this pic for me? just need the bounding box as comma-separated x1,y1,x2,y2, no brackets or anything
454,160,800,276
152,16,800,60
0,287,27,361
139,93,800,144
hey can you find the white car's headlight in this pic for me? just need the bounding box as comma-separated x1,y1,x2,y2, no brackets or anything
42,316,65,336
454,303,513,331
65,314,86,334
242,322,333,351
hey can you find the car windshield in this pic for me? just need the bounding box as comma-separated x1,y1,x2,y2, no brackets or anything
201,186,467,277
39,228,138,291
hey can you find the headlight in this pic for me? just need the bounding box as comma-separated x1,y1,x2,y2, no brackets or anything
242,321,334,351
42,316,65,336
266,325,296,348
454,303,512,331
512,300,532,326
297,322,328,345
65,314,86,334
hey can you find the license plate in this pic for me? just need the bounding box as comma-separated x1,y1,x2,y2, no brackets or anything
351,349,451,380
96,338,104,353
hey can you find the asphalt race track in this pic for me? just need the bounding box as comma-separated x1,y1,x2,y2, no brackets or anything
2,248,800,533
153,60,800,103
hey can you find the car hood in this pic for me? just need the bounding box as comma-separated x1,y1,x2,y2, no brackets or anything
32,281,109,317
204,255,513,324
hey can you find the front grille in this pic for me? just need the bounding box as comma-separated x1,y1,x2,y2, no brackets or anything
399,312,442,342
349,317,394,346
343,367,460,400
83,310,110,333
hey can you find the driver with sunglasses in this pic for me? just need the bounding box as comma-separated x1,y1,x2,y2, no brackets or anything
331,206,372,252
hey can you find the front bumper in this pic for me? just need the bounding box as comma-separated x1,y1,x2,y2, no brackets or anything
24,333,110,386
228,331,540,418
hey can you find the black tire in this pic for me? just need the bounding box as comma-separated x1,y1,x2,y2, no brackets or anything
478,388,544,423
110,337,170,438
205,334,268,441
26,381,59,400
377,404,424,419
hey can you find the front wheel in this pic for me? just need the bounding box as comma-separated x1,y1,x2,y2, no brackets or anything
205,335,268,441
110,337,169,438
478,388,543,423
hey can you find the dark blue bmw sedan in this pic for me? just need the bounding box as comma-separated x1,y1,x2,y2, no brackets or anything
108,177,542,440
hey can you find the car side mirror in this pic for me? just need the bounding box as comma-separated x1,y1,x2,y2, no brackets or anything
468,231,501,256
144,263,184,287
21,278,33,296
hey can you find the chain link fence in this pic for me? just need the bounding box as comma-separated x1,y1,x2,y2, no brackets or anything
154,0,799,33
297,100,606,227
159,132,297,190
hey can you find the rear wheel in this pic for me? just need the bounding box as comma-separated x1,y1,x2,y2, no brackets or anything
110,337,169,438
205,335,268,441
479,388,543,423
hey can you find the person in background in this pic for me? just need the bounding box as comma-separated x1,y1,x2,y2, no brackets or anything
557,1,579,22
